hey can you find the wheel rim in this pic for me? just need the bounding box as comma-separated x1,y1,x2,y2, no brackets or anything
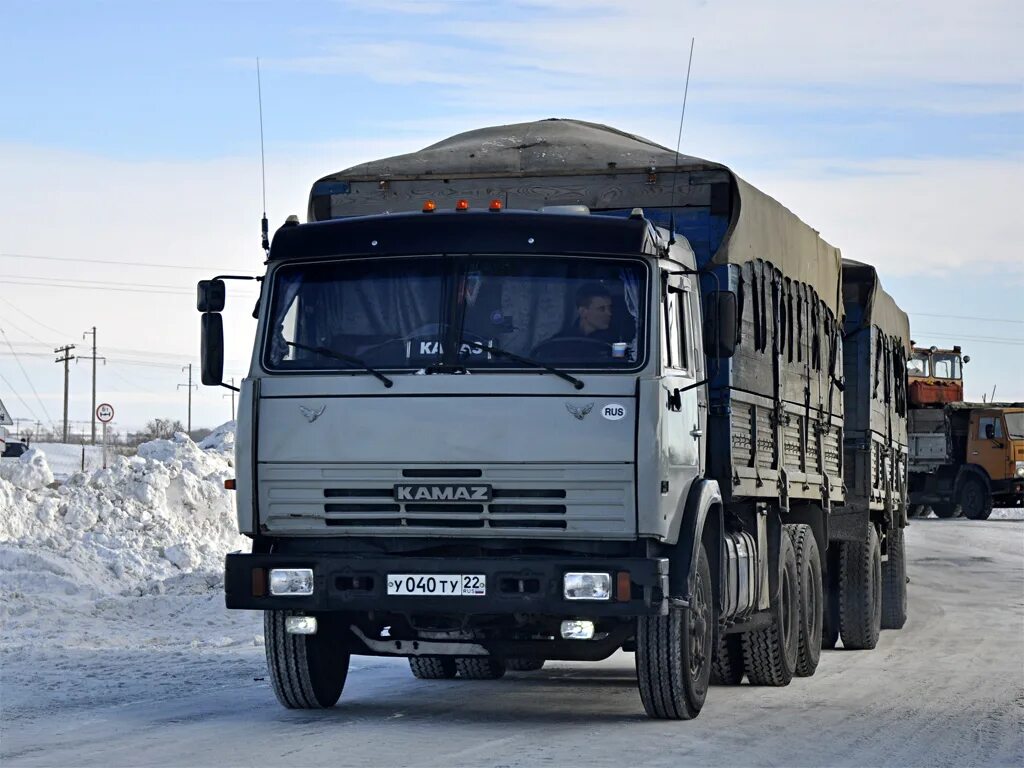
688,567,710,679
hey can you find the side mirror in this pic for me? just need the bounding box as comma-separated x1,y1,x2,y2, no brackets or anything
197,279,226,312
703,290,738,359
985,424,995,440
201,312,224,385
963,356,970,364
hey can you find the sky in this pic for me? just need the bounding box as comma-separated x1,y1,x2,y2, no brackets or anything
1,0,1022,436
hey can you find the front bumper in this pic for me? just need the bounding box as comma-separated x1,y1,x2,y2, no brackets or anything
225,552,669,617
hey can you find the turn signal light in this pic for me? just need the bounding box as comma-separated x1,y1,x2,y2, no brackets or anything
455,199,470,211
422,200,437,212
224,478,236,490
489,199,502,211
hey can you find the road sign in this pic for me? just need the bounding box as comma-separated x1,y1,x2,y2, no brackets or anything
96,403,115,423
0,396,11,426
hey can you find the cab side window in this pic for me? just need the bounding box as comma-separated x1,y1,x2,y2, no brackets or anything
978,417,1003,439
664,287,690,372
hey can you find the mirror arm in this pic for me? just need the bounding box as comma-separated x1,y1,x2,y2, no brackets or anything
212,274,261,282
220,381,240,393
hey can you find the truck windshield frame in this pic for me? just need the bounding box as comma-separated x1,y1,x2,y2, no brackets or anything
261,253,650,375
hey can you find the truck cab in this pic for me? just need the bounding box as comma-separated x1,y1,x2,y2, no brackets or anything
907,345,967,406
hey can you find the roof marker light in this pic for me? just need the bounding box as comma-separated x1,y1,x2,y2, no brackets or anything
455,199,470,211
422,200,437,213
489,199,502,211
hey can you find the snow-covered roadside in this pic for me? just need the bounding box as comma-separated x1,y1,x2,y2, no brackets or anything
0,422,263,720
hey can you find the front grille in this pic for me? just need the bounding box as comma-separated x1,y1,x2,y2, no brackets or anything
259,463,634,538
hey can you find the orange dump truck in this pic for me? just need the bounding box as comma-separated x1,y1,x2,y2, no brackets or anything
908,402,1024,518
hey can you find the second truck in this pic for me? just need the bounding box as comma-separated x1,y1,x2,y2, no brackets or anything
198,119,910,720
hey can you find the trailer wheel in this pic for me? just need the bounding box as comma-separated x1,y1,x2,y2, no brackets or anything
742,531,798,686
958,476,993,520
408,656,458,679
821,546,840,649
455,657,506,679
710,632,745,685
505,658,545,672
635,541,713,719
264,611,350,709
881,526,908,630
785,524,823,677
838,524,882,650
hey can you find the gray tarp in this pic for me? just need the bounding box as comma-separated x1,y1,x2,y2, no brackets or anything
842,258,911,351
313,119,844,317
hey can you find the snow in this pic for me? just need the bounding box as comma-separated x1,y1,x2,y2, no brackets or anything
30,442,106,480
0,426,251,657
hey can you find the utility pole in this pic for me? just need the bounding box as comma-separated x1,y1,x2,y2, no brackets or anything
81,327,106,445
178,364,197,434
223,377,236,420
54,344,76,443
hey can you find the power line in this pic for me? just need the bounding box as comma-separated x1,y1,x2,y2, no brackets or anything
0,327,58,430
0,251,241,273
0,365,43,425
910,312,1024,325
0,296,72,338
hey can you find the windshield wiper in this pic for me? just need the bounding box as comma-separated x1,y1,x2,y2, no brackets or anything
458,338,584,390
284,341,394,388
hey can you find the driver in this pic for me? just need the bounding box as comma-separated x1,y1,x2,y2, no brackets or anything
550,283,616,343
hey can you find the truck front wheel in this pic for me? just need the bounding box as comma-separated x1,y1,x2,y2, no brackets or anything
635,541,713,719
958,476,993,520
742,530,799,685
839,524,882,649
881,525,908,630
264,610,350,709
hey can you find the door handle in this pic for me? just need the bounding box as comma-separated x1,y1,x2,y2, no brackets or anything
690,428,703,438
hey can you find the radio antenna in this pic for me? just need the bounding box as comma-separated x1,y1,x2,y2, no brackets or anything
668,37,695,246
257,57,270,254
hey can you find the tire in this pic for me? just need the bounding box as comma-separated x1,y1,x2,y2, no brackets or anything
635,541,714,719
710,632,745,685
505,658,545,672
838,524,882,650
821,545,840,650
881,525,908,630
409,656,457,679
958,476,993,520
932,503,957,519
908,504,926,518
264,611,350,709
455,657,506,679
742,530,799,686
786,524,823,677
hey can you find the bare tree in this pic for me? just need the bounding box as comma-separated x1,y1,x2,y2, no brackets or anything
141,418,187,441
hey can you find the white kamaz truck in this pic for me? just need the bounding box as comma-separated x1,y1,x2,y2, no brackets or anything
198,120,907,719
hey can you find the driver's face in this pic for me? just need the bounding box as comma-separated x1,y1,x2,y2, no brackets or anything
579,296,613,334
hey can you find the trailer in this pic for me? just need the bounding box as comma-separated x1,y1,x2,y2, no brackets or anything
838,259,910,637
198,119,907,719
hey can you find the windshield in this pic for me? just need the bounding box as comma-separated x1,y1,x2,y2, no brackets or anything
264,255,647,372
932,353,962,380
1005,413,1024,440
907,354,928,376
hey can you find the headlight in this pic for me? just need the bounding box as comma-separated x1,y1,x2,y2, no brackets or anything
563,572,612,601
269,568,314,596
1016,461,1024,478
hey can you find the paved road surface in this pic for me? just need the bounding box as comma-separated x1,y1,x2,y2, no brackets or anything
2,518,1022,767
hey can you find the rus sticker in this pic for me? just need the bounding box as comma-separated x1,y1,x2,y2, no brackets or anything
601,403,627,421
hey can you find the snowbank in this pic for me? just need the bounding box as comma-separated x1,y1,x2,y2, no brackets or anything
0,425,249,605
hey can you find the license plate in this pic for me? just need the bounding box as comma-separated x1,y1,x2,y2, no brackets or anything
386,574,486,597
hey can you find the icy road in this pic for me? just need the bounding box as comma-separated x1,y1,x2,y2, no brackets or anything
2,518,1022,768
